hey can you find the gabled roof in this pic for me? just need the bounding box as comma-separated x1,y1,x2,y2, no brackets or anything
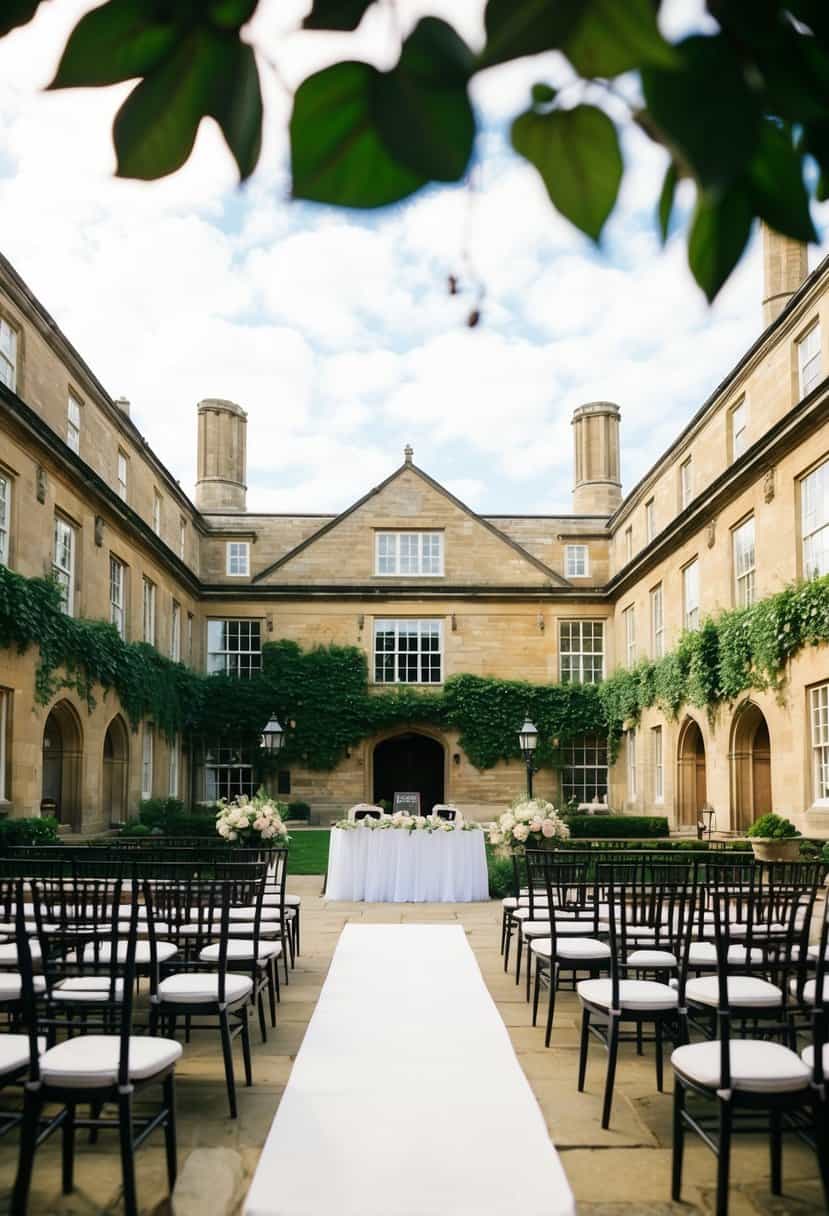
252,458,571,586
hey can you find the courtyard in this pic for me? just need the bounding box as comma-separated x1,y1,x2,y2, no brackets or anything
0,871,823,1216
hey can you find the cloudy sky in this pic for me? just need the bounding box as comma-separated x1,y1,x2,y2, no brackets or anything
0,1,825,515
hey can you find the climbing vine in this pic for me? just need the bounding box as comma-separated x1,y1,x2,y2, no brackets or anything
3,564,829,771
598,573,829,748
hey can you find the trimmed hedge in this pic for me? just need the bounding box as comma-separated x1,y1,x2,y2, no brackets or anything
566,815,670,839
0,817,60,852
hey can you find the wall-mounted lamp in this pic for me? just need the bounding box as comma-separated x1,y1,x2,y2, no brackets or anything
357,614,365,632
453,752,461,766
536,611,545,632
266,614,274,633
451,613,457,632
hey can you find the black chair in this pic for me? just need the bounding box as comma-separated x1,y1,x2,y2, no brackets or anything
576,863,691,1128
12,879,181,1216
670,873,825,1216
148,876,258,1118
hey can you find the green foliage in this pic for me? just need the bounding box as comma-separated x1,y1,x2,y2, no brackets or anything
137,797,187,832
486,848,514,899
599,574,829,748
9,1,829,299
118,821,152,837
0,565,199,740
0,816,60,852
566,815,669,839
746,812,800,840
286,801,311,822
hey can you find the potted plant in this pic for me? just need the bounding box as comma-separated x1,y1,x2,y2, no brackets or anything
746,812,801,861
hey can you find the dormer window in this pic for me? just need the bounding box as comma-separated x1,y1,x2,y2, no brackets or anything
375,531,443,576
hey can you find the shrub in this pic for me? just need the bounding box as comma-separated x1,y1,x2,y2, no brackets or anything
486,850,514,899
287,801,311,821
138,798,186,832
746,813,800,839
162,814,217,838
119,822,151,838
0,816,60,852
566,815,670,839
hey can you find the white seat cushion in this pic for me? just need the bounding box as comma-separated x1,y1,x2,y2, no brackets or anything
686,975,782,1009
790,977,828,1005
807,944,829,962
79,941,178,965
52,977,124,1003
501,897,518,910
0,1035,43,1077
283,894,301,907
672,1039,809,1094
801,1043,829,1070
521,922,551,938
555,919,607,935
157,972,253,1005
40,1034,181,1088
578,978,678,1011
688,942,764,967
627,949,677,968
228,908,292,923
555,937,611,961
0,941,41,964
0,973,45,999
199,940,282,963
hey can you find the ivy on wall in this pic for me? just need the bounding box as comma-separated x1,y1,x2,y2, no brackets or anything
3,563,829,775
598,573,829,749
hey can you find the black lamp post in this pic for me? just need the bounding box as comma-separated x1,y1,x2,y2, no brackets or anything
518,716,539,800
260,714,284,755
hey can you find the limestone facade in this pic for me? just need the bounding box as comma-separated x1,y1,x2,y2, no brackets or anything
1,233,828,832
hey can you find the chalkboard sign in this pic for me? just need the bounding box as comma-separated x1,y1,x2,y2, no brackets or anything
393,791,421,815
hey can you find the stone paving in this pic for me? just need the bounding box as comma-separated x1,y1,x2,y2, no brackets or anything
0,878,823,1214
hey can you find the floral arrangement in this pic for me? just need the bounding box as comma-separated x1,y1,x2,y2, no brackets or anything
488,798,570,852
216,791,290,843
334,808,480,832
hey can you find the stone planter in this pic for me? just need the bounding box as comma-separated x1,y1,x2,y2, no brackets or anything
749,837,801,862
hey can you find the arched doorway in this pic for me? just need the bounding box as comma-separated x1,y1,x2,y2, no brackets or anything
102,715,129,826
676,717,707,828
41,701,83,829
373,732,445,814
730,702,772,831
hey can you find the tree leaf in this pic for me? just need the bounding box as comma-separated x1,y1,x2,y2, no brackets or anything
687,185,753,302
0,0,46,37
480,0,675,73
561,0,678,78
114,27,262,181
373,18,475,182
207,0,259,29
49,0,180,90
303,0,375,31
531,82,556,105
642,35,761,188
291,61,426,208
511,103,622,242
746,121,816,244
657,161,678,244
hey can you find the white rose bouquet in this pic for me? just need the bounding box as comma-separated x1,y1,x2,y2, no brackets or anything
488,798,570,853
216,791,290,845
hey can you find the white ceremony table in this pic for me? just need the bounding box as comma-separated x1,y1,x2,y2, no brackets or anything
244,924,576,1216
325,825,489,902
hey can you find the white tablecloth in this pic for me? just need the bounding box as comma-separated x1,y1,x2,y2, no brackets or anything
244,924,575,1216
326,827,489,902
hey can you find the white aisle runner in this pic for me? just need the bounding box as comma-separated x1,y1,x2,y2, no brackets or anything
244,924,575,1216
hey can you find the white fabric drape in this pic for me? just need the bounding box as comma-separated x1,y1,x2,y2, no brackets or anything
244,924,575,1216
326,828,489,902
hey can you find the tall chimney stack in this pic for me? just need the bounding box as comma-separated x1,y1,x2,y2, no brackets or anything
762,224,808,327
195,398,247,512
571,402,622,515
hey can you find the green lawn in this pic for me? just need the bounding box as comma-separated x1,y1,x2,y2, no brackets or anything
287,829,330,874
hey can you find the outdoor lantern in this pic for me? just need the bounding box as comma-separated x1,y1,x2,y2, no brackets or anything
518,718,539,758
260,714,284,753
518,717,539,799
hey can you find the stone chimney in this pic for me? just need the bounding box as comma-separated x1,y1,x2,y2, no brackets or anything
195,398,247,512
571,401,622,515
762,223,808,327
113,395,130,416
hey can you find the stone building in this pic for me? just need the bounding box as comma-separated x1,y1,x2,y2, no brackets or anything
0,227,828,832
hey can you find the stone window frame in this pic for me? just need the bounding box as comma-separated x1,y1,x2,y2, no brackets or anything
0,305,23,395
374,530,444,577
623,603,636,666
66,388,82,455
798,452,829,581
679,455,693,512
564,543,590,578
650,582,664,659
796,318,822,401
109,553,127,638
206,618,263,679
729,396,748,463
682,557,700,631
171,598,181,662
808,682,829,807
52,512,78,617
558,619,604,685
226,541,250,577
644,497,655,543
142,576,157,645
117,449,129,502
731,513,756,609
626,728,637,800
372,617,443,685
0,464,13,568
152,489,163,537
652,725,664,804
